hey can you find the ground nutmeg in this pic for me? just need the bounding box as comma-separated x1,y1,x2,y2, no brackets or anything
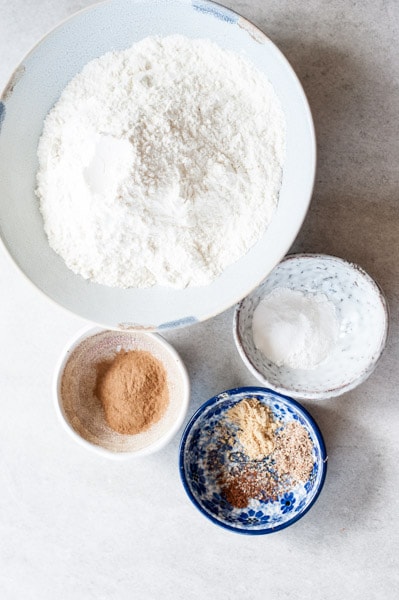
95,349,169,435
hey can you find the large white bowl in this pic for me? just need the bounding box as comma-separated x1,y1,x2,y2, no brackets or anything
0,0,315,330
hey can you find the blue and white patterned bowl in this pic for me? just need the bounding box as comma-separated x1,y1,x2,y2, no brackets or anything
179,387,327,534
234,254,388,400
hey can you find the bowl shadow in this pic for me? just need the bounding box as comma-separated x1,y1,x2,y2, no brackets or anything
269,38,398,304
291,399,385,535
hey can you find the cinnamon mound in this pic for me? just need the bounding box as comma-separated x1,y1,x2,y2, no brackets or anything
95,350,169,435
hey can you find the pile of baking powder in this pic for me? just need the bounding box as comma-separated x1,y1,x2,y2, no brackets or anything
252,288,339,369
36,35,285,288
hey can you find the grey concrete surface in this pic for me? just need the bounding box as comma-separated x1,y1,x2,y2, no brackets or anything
0,1,398,598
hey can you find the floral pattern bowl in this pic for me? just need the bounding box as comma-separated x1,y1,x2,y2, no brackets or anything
179,387,327,534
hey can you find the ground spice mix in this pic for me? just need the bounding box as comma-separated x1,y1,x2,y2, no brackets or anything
217,397,315,509
95,349,169,435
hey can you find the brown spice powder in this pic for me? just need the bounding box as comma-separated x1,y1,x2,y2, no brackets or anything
95,349,169,435
220,464,280,508
273,421,314,482
217,398,315,508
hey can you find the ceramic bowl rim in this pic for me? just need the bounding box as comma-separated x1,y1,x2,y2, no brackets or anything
179,385,327,534
233,253,389,400
54,324,190,459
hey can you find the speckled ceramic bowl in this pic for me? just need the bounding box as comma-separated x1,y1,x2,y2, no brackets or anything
0,0,315,330
234,254,388,400
55,326,190,458
179,387,327,534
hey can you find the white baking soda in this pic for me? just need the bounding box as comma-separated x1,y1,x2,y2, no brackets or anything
252,287,339,370
36,35,285,289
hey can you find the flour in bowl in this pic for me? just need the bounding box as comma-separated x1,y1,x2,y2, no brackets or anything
36,35,285,288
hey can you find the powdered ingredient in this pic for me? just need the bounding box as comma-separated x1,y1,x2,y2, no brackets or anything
220,464,282,508
218,397,315,508
36,35,285,288
274,420,314,482
227,397,278,459
95,349,169,435
252,287,339,369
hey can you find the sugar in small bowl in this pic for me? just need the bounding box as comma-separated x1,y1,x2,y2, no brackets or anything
55,327,190,458
234,254,388,400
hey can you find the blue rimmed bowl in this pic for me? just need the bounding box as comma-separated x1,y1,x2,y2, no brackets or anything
179,387,327,534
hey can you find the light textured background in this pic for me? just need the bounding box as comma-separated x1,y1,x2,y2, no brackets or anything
0,1,398,598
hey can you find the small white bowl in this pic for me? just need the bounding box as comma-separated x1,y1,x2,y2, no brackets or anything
234,254,388,400
55,326,190,458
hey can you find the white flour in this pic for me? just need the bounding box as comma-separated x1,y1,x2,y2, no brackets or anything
36,35,285,288
252,288,339,369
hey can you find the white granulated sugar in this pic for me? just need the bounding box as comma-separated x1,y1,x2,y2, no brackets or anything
252,288,339,370
36,35,285,288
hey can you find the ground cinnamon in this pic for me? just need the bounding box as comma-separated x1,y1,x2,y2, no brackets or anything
95,349,169,435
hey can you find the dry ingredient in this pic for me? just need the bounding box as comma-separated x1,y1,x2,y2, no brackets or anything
220,464,283,509
218,397,314,508
95,349,169,435
252,287,339,369
274,421,315,482
226,397,278,459
36,35,285,289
